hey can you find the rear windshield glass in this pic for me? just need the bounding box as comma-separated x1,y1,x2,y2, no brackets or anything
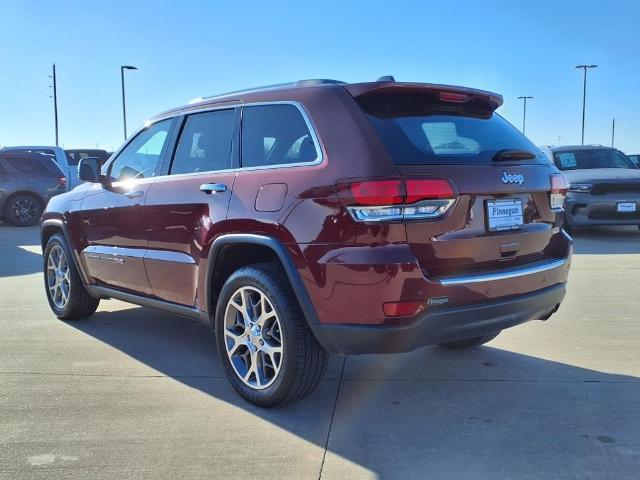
357,92,545,165
553,149,637,171
0,155,56,174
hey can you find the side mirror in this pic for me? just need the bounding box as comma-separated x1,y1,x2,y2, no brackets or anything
78,157,103,183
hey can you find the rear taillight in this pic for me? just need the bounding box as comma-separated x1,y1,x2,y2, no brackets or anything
550,173,567,210
338,178,457,222
56,176,67,189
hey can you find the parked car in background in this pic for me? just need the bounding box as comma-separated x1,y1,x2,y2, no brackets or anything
41,78,571,406
0,152,67,226
541,145,640,230
0,146,78,190
627,153,639,166
65,149,111,167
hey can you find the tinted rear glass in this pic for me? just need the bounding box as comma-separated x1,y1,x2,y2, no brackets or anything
357,92,544,165
241,104,318,168
0,155,54,174
553,149,637,170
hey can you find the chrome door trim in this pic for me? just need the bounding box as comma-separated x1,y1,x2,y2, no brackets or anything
83,245,195,265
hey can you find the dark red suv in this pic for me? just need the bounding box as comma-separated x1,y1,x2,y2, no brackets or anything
41,78,571,406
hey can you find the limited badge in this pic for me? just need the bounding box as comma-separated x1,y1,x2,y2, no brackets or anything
427,296,449,306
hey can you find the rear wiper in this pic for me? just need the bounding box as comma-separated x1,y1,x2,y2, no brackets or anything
492,149,536,161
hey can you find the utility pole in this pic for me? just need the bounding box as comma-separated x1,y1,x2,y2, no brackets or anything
51,63,59,146
120,65,138,140
611,118,615,147
517,96,533,134
575,64,598,145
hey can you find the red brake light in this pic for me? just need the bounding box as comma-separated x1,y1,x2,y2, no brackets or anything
349,180,404,205
439,92,470,103
405,179,455,203
338,177,458,222
550,173,567,194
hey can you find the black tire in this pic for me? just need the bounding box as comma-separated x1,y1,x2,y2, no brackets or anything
438,331,500,350
215,262,328,407
43,234,99,319
4,193,43,226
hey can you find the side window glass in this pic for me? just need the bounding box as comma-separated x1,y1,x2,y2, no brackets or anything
171,109,236,175
241,104,318,168
109,119,172,181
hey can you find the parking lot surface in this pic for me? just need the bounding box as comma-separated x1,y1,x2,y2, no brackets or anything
1,223,639,479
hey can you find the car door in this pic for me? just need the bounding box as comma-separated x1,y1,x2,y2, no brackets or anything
79,118,175,294
144,106,239,307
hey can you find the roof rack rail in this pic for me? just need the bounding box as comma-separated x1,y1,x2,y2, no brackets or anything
198,79,345,103
294,79,345,86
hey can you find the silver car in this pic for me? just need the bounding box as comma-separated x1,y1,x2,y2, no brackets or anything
542,145,640,231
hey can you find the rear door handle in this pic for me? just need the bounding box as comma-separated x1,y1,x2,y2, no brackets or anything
200,183,227,194
124,190,144,199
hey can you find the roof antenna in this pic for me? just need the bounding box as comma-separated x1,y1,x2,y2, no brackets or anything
377,75,395,82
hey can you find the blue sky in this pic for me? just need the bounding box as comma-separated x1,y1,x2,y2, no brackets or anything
1,0,639,153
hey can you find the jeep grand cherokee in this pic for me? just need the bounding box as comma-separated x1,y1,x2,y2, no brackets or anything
41,78,571,406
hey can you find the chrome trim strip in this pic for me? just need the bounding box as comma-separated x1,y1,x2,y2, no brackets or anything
144,250,195,265
83,245,146,259
83,245,195,265
436,258,567,286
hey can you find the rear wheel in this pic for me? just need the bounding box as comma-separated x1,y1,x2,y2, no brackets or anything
4,193,43,226
215,263,328,407
44,234,99,319
438,331,500,350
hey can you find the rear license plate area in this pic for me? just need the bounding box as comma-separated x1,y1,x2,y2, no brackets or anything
486,199,524,232
617,202,637,213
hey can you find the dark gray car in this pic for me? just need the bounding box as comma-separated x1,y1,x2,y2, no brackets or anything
544,145,640,230
0,152,67,226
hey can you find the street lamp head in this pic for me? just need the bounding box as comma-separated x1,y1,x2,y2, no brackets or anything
517,96,534,100
575,64,598,69
122,65,138,70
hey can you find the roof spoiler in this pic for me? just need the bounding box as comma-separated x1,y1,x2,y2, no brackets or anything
344,82,504,111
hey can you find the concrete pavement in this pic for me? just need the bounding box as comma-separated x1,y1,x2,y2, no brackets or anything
1,223,639,479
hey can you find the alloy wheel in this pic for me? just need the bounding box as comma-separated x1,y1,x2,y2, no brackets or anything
12,198,38,225
223,286,283,389
46,245,70,309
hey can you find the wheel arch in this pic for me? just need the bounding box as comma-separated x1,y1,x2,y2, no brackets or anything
41,218,92,285
204,234,320,330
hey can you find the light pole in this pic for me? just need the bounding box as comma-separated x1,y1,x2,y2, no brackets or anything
517,96,533,135
121,65,138,140
575,64,597,145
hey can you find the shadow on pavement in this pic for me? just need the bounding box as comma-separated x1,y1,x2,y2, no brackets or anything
0,223,42,277
67,306,640,479
571,225,640,254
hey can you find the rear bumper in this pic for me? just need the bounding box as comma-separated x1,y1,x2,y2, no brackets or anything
566,195,640,226
311,283,566,354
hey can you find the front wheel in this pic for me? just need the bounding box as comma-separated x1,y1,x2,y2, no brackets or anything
215,263,328,407
44,234,100,319
438,331,500,350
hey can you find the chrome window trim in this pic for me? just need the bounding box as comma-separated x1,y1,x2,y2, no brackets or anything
236,101,324,171
118,100,325,182
435,258,567,286
160,101,324,178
